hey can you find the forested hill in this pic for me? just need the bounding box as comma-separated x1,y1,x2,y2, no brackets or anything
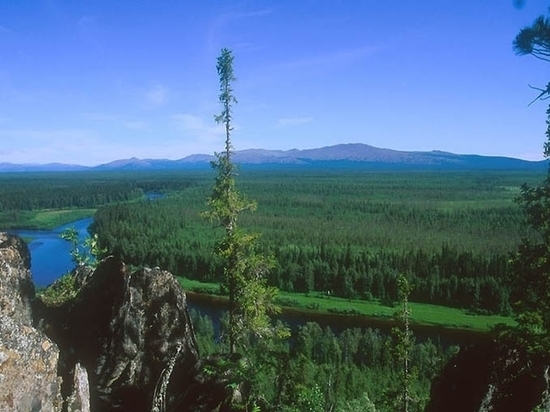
1,143,546,172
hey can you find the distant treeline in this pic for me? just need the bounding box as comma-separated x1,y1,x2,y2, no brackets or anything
90,169,543,315
0,169,540,314
0,171,199,228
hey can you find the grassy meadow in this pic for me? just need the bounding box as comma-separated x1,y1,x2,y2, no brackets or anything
179,277,515,332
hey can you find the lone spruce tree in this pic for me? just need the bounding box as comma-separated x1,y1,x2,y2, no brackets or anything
387,274,416,412
204,48,283,354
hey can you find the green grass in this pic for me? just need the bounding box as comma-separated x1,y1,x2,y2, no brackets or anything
179,277,222,294
2,208,96,230
178,277,516,332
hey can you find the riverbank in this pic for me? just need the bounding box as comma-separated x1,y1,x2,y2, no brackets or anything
1,208,96,230
178,277,515,333
0,203,517,334
8,217,94,287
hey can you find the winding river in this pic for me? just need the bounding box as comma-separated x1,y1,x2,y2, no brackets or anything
9,217,93,287
5,215,488,346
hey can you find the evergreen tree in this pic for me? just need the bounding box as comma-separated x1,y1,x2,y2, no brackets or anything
203,48,284,354
388,274,418,412
513,13,550,63
510,10,550,334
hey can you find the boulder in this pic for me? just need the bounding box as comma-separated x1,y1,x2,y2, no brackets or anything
0,233,34,324
35,256,225,411
0,314,64,411
0,233,63,411
67,362,91,412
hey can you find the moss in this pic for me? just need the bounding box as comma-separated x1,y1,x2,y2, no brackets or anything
37,273,79,306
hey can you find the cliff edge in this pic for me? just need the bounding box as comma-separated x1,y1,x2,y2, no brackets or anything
0,233,229,411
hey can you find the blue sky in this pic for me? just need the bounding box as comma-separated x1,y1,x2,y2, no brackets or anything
0,1,549,166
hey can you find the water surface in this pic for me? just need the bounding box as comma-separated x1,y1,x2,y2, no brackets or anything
9,218,93,287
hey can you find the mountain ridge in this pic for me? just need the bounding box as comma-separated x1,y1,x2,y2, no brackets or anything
1,143,546,172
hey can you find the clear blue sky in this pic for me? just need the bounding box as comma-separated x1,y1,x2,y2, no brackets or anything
1,1,549,166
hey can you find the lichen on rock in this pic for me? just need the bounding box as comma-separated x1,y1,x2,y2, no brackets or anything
0,233,63,412
1,231,229,411
0,233,34,325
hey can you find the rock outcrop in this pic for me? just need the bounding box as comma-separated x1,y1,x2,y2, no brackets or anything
0,232,233,411
34,255,229,411
67,362,91,412
0,233,63,411
0,232,34,324
426,338,550,412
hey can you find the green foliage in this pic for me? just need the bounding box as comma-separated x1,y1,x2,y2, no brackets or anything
336,393,378,412
511,11,550,335
61,226,106,269
385,275,420,412
202,354,258,410
0,171,137,210
511,184,550,329
1,208,96,231
281,384,325,412
91,169,542,315
39,226,107,307
193,315,451,411
61,227,88,267
0,170,198,230
189,309,217,356
203,48,286,354
37,272,79,306
327,307,363,316
513,13,550,63
181,278,515,332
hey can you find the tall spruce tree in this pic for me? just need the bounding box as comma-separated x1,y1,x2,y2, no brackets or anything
387,274,417,412
204,48,283,354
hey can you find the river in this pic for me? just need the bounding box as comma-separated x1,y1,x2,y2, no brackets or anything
186,291,491,348
6,193,161,287
9,217,93,287
5,216,487,346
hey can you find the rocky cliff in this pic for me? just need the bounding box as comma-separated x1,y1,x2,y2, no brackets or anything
0,233,230,411
425,337,550,412
0,233,63,411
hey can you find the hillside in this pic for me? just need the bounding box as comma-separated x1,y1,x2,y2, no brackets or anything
1,143,546,172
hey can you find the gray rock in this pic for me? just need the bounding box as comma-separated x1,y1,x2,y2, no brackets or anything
0,314,63,411
67,362,91,412
0,233,34,325
0,233,229,412
35,256,211,411
0,233,63,412
93,264,200,410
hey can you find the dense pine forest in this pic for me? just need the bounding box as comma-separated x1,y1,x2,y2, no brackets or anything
0,168,543,316
85,168,541,315
190,307,455,411
0,167,546,410
0,171,198,229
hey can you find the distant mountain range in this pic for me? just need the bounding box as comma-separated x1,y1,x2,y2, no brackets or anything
0,143,547,172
